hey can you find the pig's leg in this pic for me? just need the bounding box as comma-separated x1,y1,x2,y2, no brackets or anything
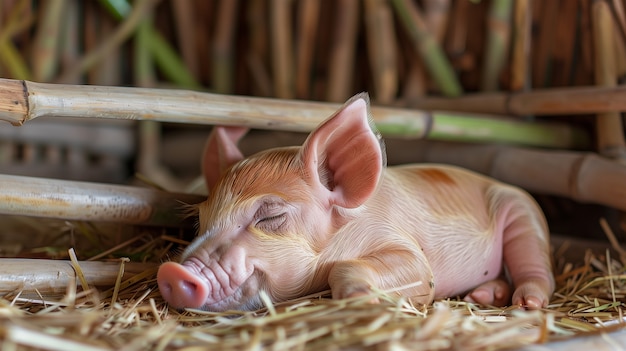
492,187,554,309
328,247,435,305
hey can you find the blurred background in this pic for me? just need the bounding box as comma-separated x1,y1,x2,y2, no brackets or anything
0,0,624,257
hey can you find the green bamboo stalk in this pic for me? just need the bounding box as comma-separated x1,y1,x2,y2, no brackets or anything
390,0,463,96
481,0,513,91
425,113,587,148
97,0,132,20
98,0,200,89
0,1,34,80
0,41,31,80
0,79,589,149
147,28,202,89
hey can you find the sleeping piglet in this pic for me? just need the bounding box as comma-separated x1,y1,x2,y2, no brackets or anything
157,93,554,312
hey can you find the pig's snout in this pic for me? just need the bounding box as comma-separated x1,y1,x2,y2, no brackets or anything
157,262,210,309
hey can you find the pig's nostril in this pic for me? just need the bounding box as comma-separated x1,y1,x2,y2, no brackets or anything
180,280,198,294
157,261,210,309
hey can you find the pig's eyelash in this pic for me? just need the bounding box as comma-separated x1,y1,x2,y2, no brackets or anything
255,213,287,231
257,213,286,223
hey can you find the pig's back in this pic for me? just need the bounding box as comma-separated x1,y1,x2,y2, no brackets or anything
374,164,507,298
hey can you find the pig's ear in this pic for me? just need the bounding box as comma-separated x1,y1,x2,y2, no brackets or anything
299,93,385,208
202,126,248,189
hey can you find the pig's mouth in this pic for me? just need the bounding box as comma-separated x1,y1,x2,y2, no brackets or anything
168,257,260,311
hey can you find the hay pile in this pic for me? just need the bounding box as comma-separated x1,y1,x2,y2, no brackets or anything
0,231,625,351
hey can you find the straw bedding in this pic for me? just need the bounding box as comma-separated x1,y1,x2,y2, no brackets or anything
0,227,625,351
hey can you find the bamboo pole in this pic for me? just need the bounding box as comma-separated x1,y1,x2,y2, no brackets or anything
0,259,156,296
406,84,626,116
0,174,204,227
592,0,626,160
0,79,589,148
404,140,626,212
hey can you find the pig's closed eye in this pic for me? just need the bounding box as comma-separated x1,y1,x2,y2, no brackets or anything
256,213,287,230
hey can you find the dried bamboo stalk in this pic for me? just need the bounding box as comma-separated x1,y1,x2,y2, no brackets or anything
270,0,294,99
295,0,319,99
552,0,578,87
510,0,531,91
405,140,626,212
0,79,589,148
172,1,199,78
326,0,360,102
213,0,239,94
532,0,559,87
0,258,156,296
364,0,398,104
423,0,451,43
0,174,204,226
445,0,470,58
592,0,626,159
246,0,272,97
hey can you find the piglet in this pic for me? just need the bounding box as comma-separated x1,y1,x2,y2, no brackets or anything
157,93,554,312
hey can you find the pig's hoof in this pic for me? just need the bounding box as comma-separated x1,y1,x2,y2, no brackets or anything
512,281,550,309
463,279,511,307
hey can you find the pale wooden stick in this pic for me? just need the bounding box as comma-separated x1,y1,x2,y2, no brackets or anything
0,79,589,149
0,258,156,296
0,173,204,226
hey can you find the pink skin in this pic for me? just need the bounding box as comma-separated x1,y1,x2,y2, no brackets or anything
157,93,554,311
